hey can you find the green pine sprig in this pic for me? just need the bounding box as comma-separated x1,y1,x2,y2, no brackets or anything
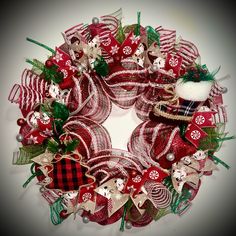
199,125,235,152
182,64,218,83
47,139,60,154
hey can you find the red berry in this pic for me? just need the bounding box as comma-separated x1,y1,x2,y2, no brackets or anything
180,68,186,76
202,69,208,74
75,50,84,59
60,210,69,219
130,170,137,177
17,118,26,126
45,59,53,68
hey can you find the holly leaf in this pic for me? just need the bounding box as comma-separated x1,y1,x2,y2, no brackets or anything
64,139,80,153
47,139,59,154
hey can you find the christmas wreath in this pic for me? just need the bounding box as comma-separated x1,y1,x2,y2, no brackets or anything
8,9,233,231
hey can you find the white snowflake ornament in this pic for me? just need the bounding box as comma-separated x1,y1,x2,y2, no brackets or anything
130,33,140,44
110,45,119,55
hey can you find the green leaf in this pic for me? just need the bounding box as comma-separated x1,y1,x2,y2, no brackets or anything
26,37,56,54
146,25,160,47
64,139,80,153
199,125,235,152
26,58,63,84
40,102,52,115
22,163,43,188
120,198,133,232
43,65,63,83
209,154,230,169
31,59,45,74
134,11,141,36
51,102,69,136
47,139,59,154
26,59,44,72
13,145,46,165
52,102,69,121
53,120,64,136
94,56,109,77
116,21,125,44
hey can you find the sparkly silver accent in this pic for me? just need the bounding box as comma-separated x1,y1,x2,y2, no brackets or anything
166,153,175,161
82,216,90,223
222,87,228,93
125,221,132,229
92,17,99,24
16,134,24,142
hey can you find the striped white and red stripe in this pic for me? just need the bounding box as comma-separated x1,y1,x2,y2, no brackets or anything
8,69,48,115
177,38,199,68
63,23,89,43
156,26,176,55
209,81,225,99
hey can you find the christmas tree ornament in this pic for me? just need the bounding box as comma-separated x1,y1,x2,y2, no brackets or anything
8,8,233,231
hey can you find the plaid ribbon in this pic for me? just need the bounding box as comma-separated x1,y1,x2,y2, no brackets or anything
154,97,202,122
